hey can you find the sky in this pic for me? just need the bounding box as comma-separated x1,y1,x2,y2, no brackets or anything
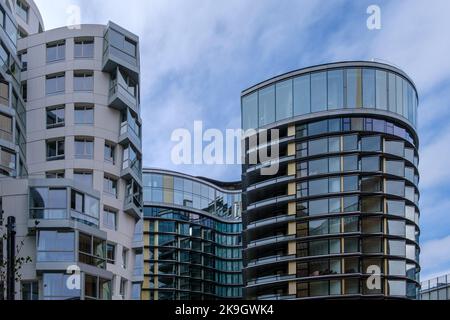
34,0,450,281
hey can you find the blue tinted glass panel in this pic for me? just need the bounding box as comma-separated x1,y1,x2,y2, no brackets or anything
258,85,275,126
327,69,344,110
396,75,404,116
346,68,362,108
242,93,258,130
363,68,375,108
276,79,293,121
376,70,387,110
388,73,396,112
293,75,310,116
311,72,327,112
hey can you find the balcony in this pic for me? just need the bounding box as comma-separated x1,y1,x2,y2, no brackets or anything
124,194,142,219
119,121,142,151
247,234,295,249
247,254,296,267
247,214,295,230
102,23,139,79
108,79,139,113
247,274,295,286
121,158,142,184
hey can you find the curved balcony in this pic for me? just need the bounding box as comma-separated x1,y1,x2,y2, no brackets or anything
247,234,295,249
246,175,295,192
246,254,296,268
247,274,295,287
246,214,295,231
246,194,295,212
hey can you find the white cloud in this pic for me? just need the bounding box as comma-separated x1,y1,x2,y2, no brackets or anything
421,236,450,279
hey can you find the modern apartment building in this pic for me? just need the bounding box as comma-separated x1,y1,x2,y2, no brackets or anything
0,0,143,300
141,169,243,300
421,274,450,300
241,62,421,300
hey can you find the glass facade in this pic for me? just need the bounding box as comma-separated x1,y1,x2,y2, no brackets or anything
242,65,418,130
241,62,420,300
421,274,450,300
142,170,243,300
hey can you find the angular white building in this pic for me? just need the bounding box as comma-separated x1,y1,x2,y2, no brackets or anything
0,0,143,300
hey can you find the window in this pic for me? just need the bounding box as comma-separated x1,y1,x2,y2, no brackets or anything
309,178,328,196
132,283,141,300
258,85,275,126
309,199,329,216
122,248,129,269
21,81,27,101
343,176,359,191
311,71,327,112
385,160,405,177
46,170,65,179
361,156,380,172
0,113,13,142
386,180,405,197
74,138,94,159
73,170,93,187
19,51,27,71
385,140,404,157
46,105,65,128
376,70,388,109
387,220,405,237
16,0,29,22
103,208,117,230
74,71,94,91
46,74,65,95
344,196,359,212
387,200,405,217
104,142,115,164
21,282,38,300
308,138,328,156
327,69,344,109
309,158,328,175
362,237,382,253
74,39,94,58
74,105,94,125
242,93,257,130
103,176,117,197
346,68,362,108
362,217,382,233
29,187,67,219
0,147,16,176
361,136,381,151
0,81,9,106
276,79,293,121
46,138,65,160
362,68,375,108
361,197,382,213
78,233,106,269
361,176,382,192
294,75,310,115
343,135,358,151
107,243,116,264
120,278,127,298
37,231,75,262
343,155,358,171
43,273,80,300
46,41,65,62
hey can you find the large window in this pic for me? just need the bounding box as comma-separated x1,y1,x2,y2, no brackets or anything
362,68,375,108
327,69,344,109
276,79,293,121
242,93,257,130
258,85,275,126
21,282,38,300
46,41,65,62
46,74,65,95
103,175,117,197
0,113,12,142
29,187,67,219
16,0,29,22
311,71,327,112
103,208,117,231
74,71,94,91
78,233,106,269
376,70,388,109
74,105,94,125
0,147,15,176
109,29,137,58
293,74,311,115
74,138,94,159
43,273,80,300
85,275,111,300
37,231,75,262
74,38,94,58
346,68,362,108
104,142,115,164
46,138,65,161
46,105,65,128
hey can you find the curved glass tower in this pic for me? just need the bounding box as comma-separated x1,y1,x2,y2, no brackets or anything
142,169,243,300
241,61,420,300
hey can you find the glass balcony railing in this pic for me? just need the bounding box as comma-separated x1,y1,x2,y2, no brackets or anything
247,234,295,248
122,158,142,181
109,79,139,111
30,209,67,220
247,274,295,286
120,121,141,146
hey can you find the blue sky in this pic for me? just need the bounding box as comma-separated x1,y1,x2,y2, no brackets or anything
35,0,450,280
